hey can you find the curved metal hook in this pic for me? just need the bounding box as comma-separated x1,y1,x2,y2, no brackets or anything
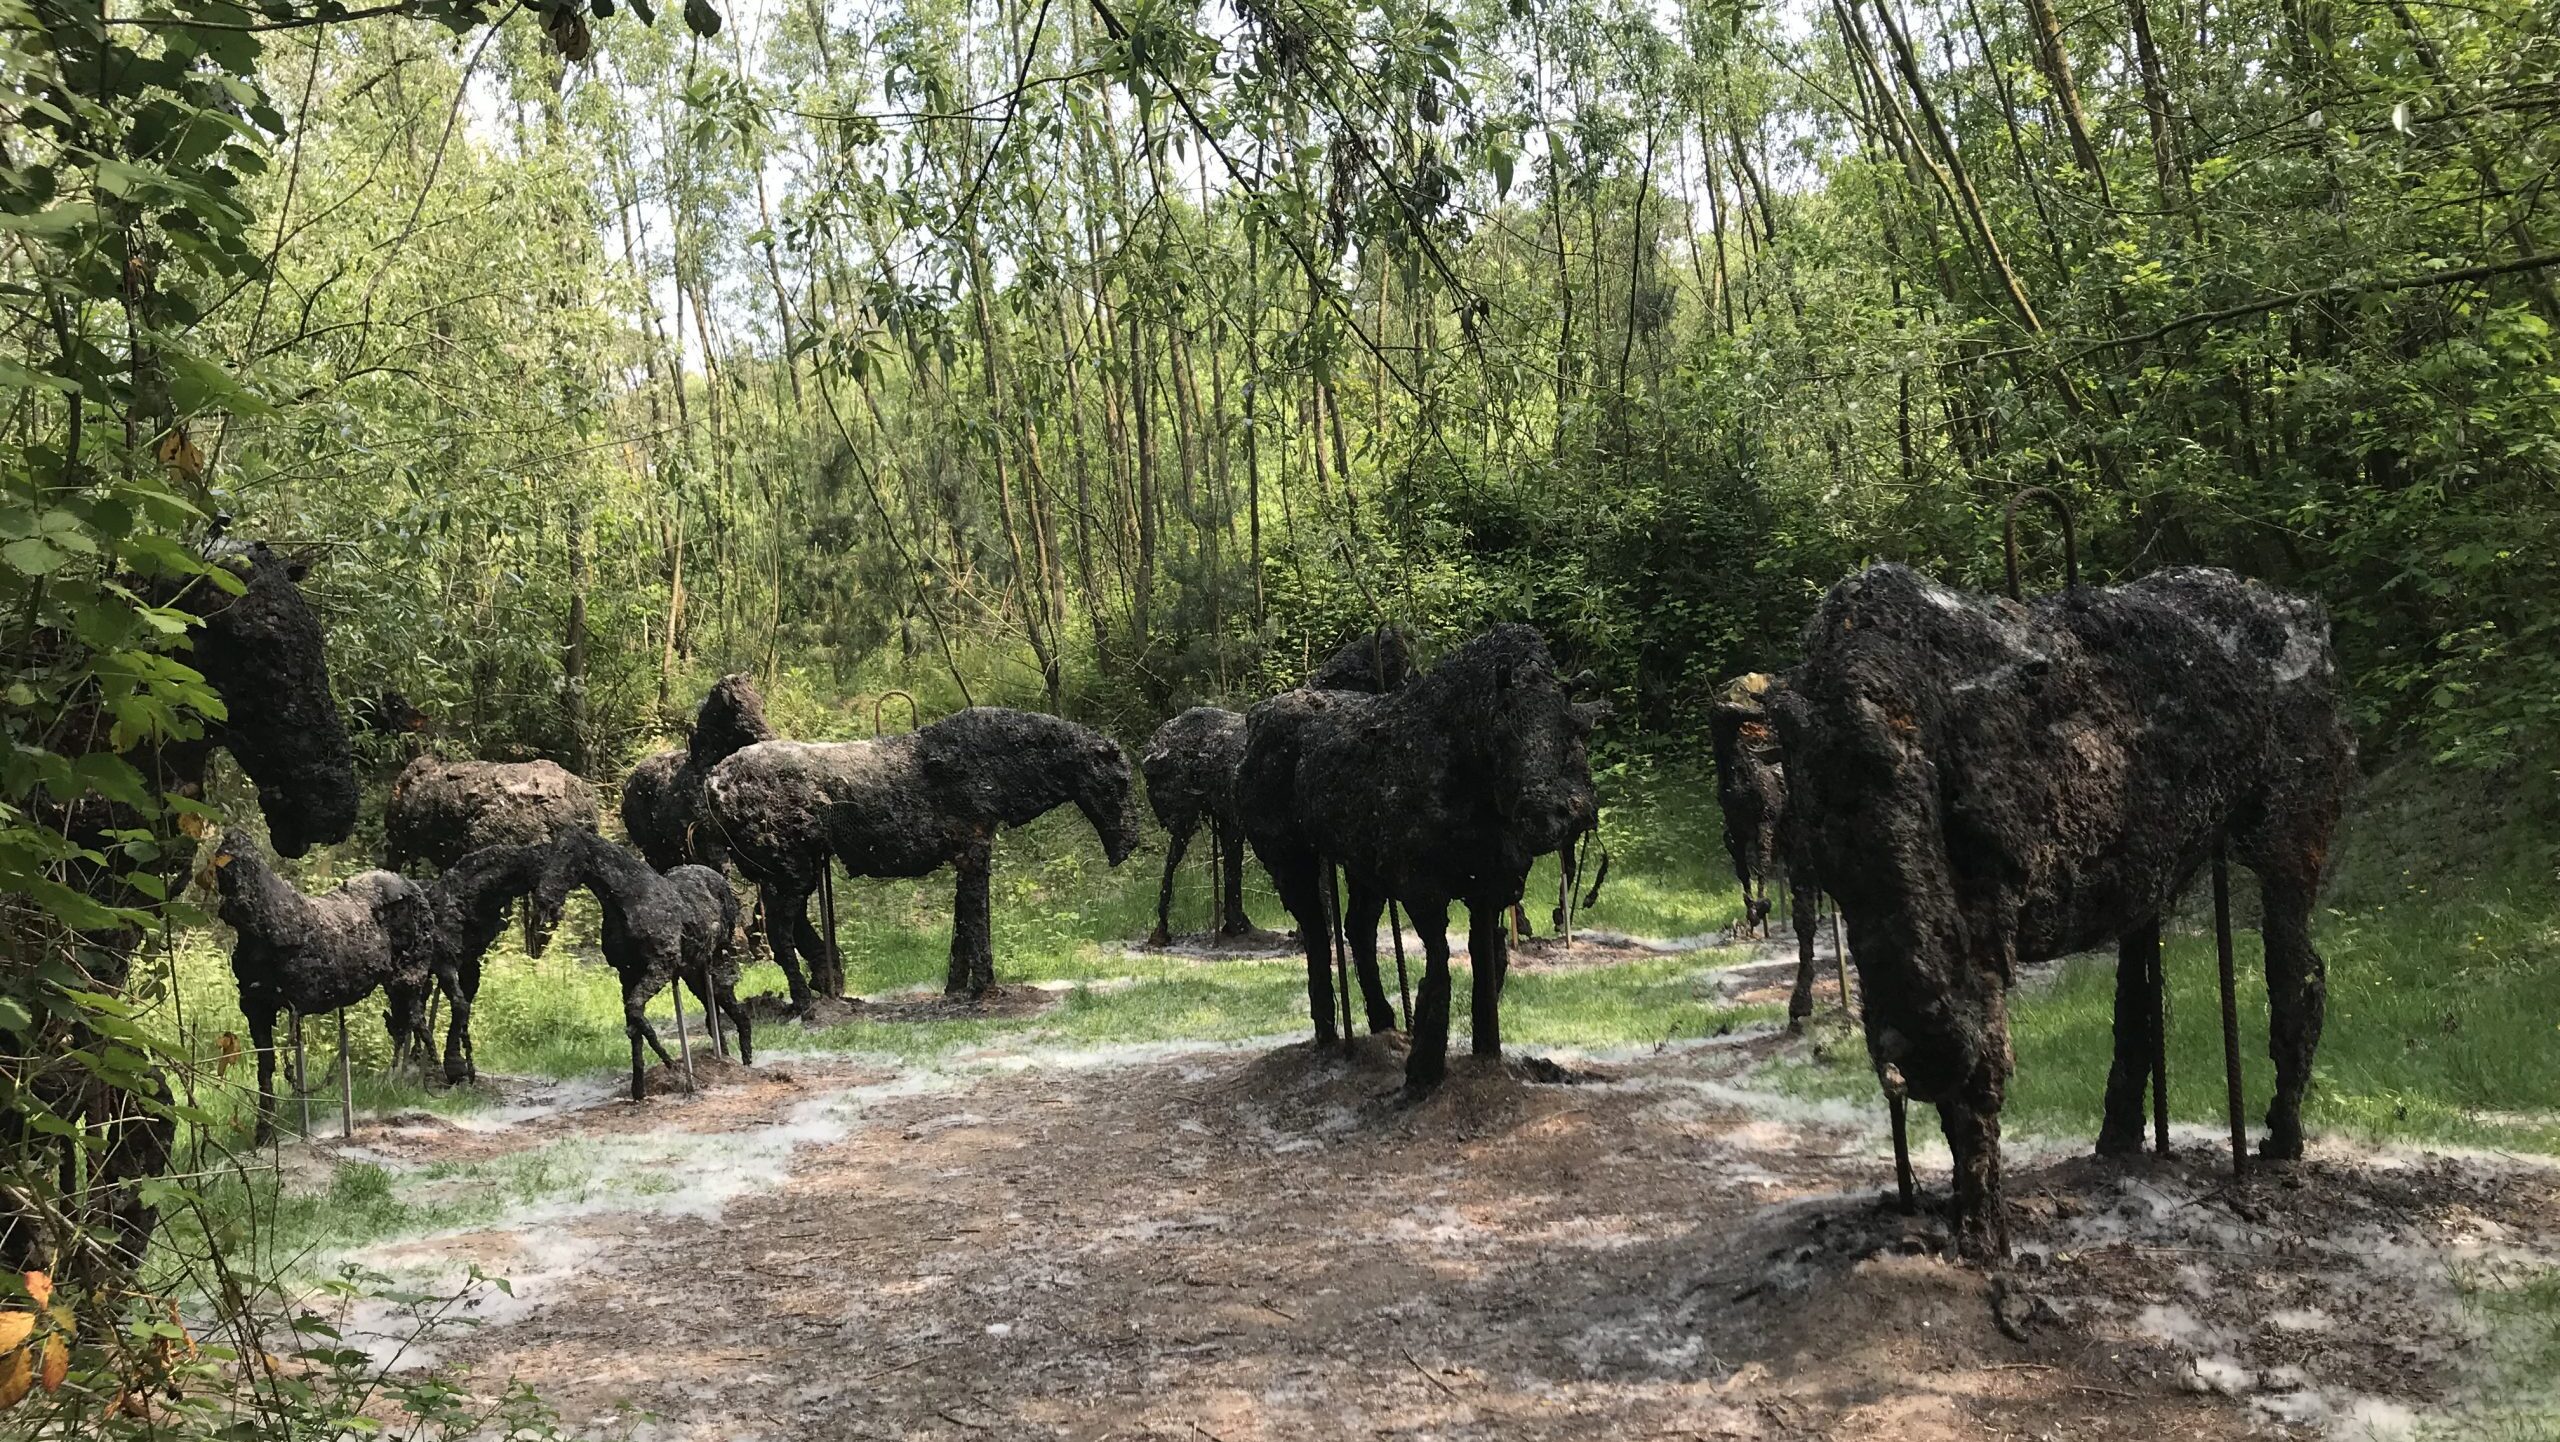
2002,485,2079,600
873,689,920,737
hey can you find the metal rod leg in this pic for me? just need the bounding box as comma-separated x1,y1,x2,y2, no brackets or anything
294,1012,310,1139
672,979,697,1091
336,1009,354,1140
2151,932,2172,1156
1390,900,1411,1032
2214,846,2248,1181
1888,1087,1916,1215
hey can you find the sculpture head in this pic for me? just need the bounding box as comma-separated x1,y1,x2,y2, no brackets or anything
181,542,358,858
1072,734,1140,867
1441,625,1603,862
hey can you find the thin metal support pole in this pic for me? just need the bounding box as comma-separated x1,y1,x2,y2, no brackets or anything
2214,846,2248,1181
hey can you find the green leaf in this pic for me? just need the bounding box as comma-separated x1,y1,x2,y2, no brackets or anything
164,350,274,418
0,356,77,395
3,538,66,575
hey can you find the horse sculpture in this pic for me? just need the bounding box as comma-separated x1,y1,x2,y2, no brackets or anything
1238,625,1602,1091
704,708,1139,1006
622,673,778,873
1772,555,2355,1260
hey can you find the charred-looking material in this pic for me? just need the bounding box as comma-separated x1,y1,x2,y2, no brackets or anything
1239,625,1603,1091
386,756,601,874
1711,673,1788,942
7,539,358,1290
1141,707,1254,945
410,842,553,1084
527,828,753,1102
61,542,362,967
1771,564,2355,1260
622,673,779,872
705,709,1140,1006
1305,625,1415,693
178,543,363,861
212,831,437,1143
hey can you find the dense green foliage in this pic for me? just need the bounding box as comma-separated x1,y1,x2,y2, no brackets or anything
5,0,2559,1427
14,0,2543,765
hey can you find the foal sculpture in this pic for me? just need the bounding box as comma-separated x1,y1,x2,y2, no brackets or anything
527,828,753,1101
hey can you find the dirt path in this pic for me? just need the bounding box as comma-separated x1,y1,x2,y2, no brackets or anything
312,1019,2557,1441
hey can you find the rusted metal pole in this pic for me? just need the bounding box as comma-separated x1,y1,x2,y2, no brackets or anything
1831,903,1851,1015
1389,899,1411,1030
818,865,841,999
1886,1077,1916,1215
293,1011,310,1139
671,979,697,1091
1326,864,1352,1052
2214,846,2248,1180
336,1009,354,1140
706,971,729,1060
2150,935,2172,1155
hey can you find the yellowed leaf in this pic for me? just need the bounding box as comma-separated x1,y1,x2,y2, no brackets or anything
0,1311,34,1409
37,1335,63,1394
20,1274,47,1311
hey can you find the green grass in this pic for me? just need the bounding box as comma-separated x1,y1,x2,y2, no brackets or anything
1767,762,2560,1157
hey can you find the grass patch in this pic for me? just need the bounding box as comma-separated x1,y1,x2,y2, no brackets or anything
1765,765,2560,1158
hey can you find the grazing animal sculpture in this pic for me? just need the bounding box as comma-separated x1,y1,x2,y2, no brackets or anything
210,831,437,1144
1141,707,1255,945
1238,625,1602,1090
621,673,779,873
2,538,359,1289
385,755,600,873
1772,562,2355,1260
404,842,553,1085
526,827,753,1102
1139,630,1417,948
1711,674,1787,940
704,709,1140,1006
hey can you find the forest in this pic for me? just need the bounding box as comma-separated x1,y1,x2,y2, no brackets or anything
2,0,2558,1430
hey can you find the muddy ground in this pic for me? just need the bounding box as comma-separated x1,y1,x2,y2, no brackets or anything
313,969,2557,1442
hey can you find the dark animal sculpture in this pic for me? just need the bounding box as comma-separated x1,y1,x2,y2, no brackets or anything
210,831,437,1144
1304,626,1414,693
402,842,553,1085
385,755,601,873
1711,674,1787,939
1138,630,1416,948
1772,562,2355,1260
527,827,753,1102
621,673,778,873
2,537,359,1289
1141,707,1254,945
1238,625,1602,1090
704,708,1140,1007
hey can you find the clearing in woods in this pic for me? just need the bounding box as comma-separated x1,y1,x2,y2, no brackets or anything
295,935,2558,1442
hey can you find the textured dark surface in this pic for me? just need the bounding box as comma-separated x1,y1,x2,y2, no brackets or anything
1304,625,1414,693
529,827,751,1100
214,830,437,1141
1140,706,1252,942
386,756,601,872
1772,563,2355,1259
1709,687,1787,937
1239,625,1602,1090
704,708,1138,1003
7,542,357,1285
622,673,778,872
187,543,361,859
416,842,552,1083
